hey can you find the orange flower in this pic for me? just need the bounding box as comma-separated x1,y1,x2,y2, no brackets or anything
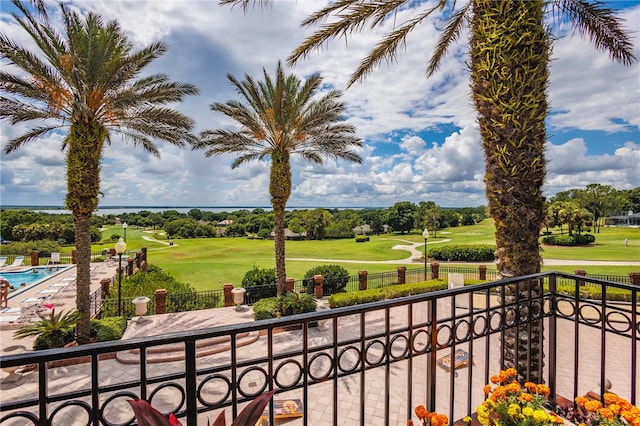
505,368,518,378
431,413,449,426
490,386,507,402
575,396,589,407
505,382,521,394
535,384,550,397
415,405,429,420
524,382,537,392
584,400,603,412
603,393,619,405
490,375,500,384
518,393,534,403
598,407,615,420
483,384,492,395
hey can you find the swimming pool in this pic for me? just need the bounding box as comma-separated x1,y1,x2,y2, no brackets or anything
1,266,70,298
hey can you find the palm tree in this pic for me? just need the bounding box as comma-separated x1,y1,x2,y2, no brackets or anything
0,1,198,343
222,0,635,381
194,61,362,296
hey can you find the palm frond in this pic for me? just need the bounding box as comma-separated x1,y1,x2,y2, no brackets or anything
427,2,472,77
3,124,62,153
551,0,636,65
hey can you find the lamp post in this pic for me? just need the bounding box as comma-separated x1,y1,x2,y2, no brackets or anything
422,228,430,280
115,237,127,316
122,222,128,242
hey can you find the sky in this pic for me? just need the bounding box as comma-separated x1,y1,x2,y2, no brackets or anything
0,0,639,209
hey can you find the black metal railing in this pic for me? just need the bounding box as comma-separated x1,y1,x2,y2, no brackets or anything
1,272,637,426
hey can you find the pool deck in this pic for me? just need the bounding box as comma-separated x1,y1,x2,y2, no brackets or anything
0,262,117,351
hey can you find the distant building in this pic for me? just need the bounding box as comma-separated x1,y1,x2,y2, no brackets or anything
269,228,307,240
604,212,640,227
217,219,234,226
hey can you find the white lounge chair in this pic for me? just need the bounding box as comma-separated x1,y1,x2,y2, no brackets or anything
0,257,7,268
8,256,24,267
48,252,61,265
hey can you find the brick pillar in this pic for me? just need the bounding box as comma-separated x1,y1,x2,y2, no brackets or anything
574,270,586,287
135,252,141,269
127,258,135,276
358,271,368,291
31,250,39,266
431,262,440,280
100,279,111,298
109,248,116,257
141,247,147,264
397,266,406,284
223,284,234,307
72,249,77,264
314,275,324,298
286,278,295,293
628,272,640,286
154,289,167,314
479,265,487,281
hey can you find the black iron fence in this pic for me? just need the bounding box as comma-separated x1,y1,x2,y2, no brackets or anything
1,272,637,425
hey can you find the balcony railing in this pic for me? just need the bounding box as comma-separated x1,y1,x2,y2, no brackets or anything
1,272,637,425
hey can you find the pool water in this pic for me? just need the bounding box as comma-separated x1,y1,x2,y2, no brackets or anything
1,267,70,296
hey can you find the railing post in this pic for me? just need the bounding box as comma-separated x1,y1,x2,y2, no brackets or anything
426,298,437,412
479,265,487,281
314,275,324,298
358,270,368,291
629,272,640,286
397,266,406,284
574,269,586,286
431,261,440,279
154,289,167,314
286,278,295,293
223,284,234,307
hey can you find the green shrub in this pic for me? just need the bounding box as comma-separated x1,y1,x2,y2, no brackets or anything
428,245,495,262
328,279,447,308
541,234,595,246
90,316,127,342
279,292,317,316
355,236,369,242
242,266,277,301
253,297,279,320
554,284,632,302
303,264,349,294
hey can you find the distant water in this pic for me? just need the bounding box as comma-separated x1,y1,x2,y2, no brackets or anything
7,206,370,215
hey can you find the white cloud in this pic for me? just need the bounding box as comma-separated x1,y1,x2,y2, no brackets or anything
1,1,638,209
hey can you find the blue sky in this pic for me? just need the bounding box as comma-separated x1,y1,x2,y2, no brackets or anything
1,0,639,209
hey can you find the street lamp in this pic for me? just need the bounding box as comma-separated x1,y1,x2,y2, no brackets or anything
122,222,128,242
422,228,430,280
115,237,127,316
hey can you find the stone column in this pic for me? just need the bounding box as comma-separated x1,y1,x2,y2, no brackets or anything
286,278,295,293
100,279,111,298
397,266,406,284
31,250,39,266
154,289,167,315
574,270,587,287
628,272,640,286
127,258,135,276
314,275,324,298
358,271,368,291
223,284,234,307
479,265,487,281
431,262,440,280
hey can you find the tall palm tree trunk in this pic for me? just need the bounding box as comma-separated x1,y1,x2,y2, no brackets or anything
471,0,549,382
66,122,104,344
270,151,291,296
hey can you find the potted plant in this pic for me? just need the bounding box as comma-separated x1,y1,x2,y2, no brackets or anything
14,306,79,350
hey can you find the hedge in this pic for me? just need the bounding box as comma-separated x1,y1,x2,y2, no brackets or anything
327,279,447,308
428,245,495,262
541,234,595,246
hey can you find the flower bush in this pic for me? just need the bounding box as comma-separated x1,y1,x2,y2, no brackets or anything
408,404,448,426
562,393,640,426
475,368,564,426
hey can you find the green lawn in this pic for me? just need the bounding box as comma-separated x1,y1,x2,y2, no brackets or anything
94,221,639,291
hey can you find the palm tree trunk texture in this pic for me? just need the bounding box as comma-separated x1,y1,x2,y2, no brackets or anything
471,0,549,382
66,122,104,344
270,151,291,296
